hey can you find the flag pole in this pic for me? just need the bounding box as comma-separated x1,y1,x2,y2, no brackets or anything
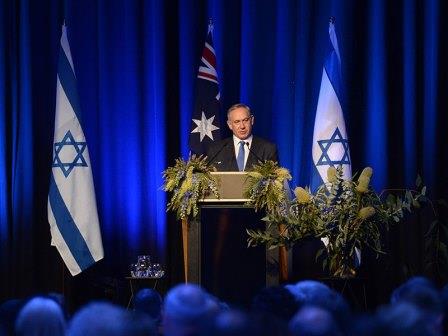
208,18,213,32
278,223,288,282
182,218,189,283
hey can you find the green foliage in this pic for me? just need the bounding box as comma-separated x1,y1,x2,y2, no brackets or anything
163,155,219,220
246,165,427,277
244,160,292,214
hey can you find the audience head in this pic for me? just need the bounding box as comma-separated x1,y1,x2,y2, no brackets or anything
162,283,219,336
390,276,442,313
120,310,157,336
133,288,162,323
15,296,66,336
286,280,350,331
207,309,254,336
46,292,68,320
251,285,298,322
68,302,123,336
289,305,341,336
376,302,439,336
68,301,155,336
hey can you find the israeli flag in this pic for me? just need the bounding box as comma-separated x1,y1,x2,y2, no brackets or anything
311,19,360,265
311,18,351,191
48,24,103,276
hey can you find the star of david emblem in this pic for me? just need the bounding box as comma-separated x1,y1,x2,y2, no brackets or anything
52,130,88,177
191,111,220,142
316,127,350,167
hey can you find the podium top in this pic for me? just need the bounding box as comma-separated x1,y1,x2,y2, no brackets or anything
201,172,251,203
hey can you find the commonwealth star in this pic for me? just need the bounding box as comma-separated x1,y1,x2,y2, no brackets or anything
191,111,220,142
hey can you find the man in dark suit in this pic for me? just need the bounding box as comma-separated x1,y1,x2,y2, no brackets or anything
206,103,278,171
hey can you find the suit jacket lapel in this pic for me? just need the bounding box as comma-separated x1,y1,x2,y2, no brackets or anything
223,138,238,171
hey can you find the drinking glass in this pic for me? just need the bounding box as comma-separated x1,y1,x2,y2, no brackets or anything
152,263,164,278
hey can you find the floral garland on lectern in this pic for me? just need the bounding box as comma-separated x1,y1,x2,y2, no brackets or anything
163,155,219,220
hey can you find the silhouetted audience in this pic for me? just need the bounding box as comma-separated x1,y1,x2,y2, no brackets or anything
120,310,158,336
249,311,289,336
390,276,443,334
346,313,386,336
15,297,66,336
47,292,69,320
286,280,351,332
289,305,341,336
67,301,156,336
205,309,255,336
251,285,298,322
133,288,163,324
391,276,442,313
2,275,448,336
162,283,219,336
376,302,440,336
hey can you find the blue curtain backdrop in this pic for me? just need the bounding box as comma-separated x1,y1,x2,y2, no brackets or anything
1,0,447,305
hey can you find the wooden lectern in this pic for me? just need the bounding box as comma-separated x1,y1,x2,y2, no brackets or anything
184,172,281,306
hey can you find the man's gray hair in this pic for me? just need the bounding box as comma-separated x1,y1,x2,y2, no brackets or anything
227,103,251,119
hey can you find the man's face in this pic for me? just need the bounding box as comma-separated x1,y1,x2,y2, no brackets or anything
227,107,254,140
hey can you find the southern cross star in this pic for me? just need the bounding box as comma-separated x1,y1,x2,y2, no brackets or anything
52,130,88,178
191,111,220,142
316,127,350,167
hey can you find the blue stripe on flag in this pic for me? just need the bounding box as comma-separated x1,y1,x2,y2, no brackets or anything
324,50,342,101
310,163,323,192
48,174,95,270
58,48,82,122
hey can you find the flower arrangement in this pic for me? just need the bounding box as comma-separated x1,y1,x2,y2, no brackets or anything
243,160,292,214
163,155,219,220
246,163,427,278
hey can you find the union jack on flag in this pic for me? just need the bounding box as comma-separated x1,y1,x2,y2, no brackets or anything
189,20,222,155
197,35,219,84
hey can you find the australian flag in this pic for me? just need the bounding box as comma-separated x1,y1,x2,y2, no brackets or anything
189,20,222,155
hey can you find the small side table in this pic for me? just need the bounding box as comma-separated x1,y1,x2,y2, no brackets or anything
126,276,160,309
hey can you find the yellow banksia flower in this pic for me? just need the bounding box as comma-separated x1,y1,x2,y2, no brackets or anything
356,167,373,193
327,167,337,183
179,178,192,195
294,187,311,204
186,166,194,179
275,167,292,180
358,206,376,219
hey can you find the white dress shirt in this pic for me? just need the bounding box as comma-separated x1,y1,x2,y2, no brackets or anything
233,135,253,171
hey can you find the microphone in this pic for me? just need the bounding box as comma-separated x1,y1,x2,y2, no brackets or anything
207,142,229,166
245,141,264,164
